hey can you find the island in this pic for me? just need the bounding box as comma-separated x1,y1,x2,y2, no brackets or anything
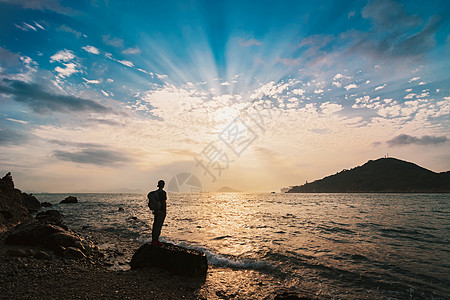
287,157,450,193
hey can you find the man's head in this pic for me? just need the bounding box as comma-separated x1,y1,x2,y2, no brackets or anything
157,180,165,189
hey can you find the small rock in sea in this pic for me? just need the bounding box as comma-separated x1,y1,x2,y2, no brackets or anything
63,247,86,259
34,251,51,260
60,196,78,204
41,202,53,207
118,207,124,212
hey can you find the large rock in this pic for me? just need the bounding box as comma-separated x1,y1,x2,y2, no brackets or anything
130,243,208,277
5,222,66,246
5,212,88,256
60,196,78,204
21,192,42,213
35,210,65,227
0,172,33,232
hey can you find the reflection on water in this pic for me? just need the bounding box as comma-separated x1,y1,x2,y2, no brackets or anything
36,192,450,299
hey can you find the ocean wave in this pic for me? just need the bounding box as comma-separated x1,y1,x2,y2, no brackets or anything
138,237,274,271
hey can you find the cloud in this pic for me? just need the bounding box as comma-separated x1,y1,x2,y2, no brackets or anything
332,81,341,87
362,0,421,29
33,21,45,30
320,102,343,114
0,47,20,66
6,118,29,124
83,78,101,84
386,134,448,147
86,118,122,126
102,34,124,48
333,74,352,80
357,0,442,60
0,0,75,15
53,148,131,166
15,22,37,31
117,60,134,68
50,50,75,62
375,84,387,91
0,79,113,114
54,62,80,78
300,34,334,48
291,89,305,96
122,47,141,55
409,76,420,82
239,38,262,47
57,25,82,38
344,83,358,90
82,45,100,54
0,128,28,145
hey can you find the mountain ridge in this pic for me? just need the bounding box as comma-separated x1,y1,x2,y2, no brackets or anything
287,158,450,193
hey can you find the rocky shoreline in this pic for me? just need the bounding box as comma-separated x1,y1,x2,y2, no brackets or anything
0,173,208,299
0,229,207,299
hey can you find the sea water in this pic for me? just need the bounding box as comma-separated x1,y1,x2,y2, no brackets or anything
35,193,450,299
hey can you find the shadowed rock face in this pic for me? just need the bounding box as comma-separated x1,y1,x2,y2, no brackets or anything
130,243,208,277
0,173,33,232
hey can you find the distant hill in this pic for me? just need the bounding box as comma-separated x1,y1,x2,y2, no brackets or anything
288,158,450,193
216,186,242,193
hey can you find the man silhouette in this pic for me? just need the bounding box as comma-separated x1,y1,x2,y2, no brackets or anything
150,180,167,246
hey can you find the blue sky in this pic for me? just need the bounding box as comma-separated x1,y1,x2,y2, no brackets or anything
0,0,449,192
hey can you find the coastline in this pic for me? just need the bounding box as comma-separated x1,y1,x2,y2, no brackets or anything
0,228,408,300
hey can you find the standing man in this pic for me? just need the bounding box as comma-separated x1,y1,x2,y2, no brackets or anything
148,180,167,246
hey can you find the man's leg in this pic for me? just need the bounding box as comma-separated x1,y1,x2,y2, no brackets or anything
152,211,166,242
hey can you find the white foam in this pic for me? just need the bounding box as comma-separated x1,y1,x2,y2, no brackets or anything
173,240,271,270
135,236,272,270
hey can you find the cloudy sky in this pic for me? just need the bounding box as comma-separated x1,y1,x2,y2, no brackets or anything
0,0,449,192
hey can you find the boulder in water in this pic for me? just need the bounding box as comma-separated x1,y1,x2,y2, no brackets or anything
130,243,208,277
60,196,78,204
41,202,52,207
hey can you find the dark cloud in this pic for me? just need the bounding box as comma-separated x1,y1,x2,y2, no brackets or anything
0,79,113,114
0,0,75,15
0,47,20,67
48,139,104,148
53,148,130,166
387,134,448,147
0,128,28,146
362,0,421,30
86,118,123,126
356,0,442,59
